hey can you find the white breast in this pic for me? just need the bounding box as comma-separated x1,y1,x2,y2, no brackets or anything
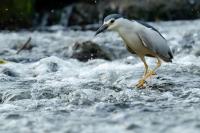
117,21,152,56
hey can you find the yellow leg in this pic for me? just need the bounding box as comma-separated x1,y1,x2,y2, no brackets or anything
136,57,161,88
136,57,148,88
0,59,7,64
141,56,156,76
142,57,148,77
143,57,161,81
149,69,157,75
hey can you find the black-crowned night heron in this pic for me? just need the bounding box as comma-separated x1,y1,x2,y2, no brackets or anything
95,14,173,88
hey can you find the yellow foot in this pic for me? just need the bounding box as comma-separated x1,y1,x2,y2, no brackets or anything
0,59,7,64
148,69,156,76
136,79,146,88
143,70,156,80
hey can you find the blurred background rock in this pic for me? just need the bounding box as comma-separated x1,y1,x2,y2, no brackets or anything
0,0,200,30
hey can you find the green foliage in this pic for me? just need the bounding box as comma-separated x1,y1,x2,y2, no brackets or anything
0,0,34,29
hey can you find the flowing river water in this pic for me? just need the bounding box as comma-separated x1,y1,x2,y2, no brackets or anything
0,20,200,133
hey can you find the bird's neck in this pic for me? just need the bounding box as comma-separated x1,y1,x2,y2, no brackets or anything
115,20,141,44
117,19,138,33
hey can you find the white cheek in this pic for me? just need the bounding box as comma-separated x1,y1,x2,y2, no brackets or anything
107,26,112,30
108,23,117,30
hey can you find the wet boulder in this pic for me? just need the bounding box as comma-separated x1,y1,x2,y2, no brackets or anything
71,41,111,62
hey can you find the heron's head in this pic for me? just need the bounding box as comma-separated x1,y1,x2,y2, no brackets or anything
95,14,123,36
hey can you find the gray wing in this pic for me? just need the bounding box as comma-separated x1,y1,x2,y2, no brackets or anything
135,20,166,39
137,29,173,62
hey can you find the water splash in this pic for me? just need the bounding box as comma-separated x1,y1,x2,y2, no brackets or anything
0,20,200,133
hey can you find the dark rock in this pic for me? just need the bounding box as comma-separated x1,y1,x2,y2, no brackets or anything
71,41,111,62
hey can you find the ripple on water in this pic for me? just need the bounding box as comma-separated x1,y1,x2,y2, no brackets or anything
0,20,200,133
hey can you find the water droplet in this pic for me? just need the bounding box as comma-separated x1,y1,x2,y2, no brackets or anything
51,10,54,13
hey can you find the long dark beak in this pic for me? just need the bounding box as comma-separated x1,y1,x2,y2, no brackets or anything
95,24,108,36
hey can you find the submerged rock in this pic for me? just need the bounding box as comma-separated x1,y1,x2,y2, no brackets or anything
71,41,112,62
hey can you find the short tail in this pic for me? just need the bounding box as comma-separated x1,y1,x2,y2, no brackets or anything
159,51,173,62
